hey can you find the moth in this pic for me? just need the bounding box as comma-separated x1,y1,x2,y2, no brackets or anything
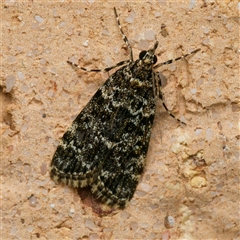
50,7,199,208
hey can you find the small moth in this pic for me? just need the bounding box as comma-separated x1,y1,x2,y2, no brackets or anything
50,8,199,208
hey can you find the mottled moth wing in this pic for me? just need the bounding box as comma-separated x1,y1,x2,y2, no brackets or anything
50,59,156,208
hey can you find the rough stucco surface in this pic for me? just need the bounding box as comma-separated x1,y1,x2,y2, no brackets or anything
1,1,239,239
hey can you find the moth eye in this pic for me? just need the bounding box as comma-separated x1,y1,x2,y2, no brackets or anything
139,51,147,60
153,55,157,64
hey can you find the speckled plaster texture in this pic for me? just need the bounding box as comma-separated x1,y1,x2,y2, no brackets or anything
1,1,239,239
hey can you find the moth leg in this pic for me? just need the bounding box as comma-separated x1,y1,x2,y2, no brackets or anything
114,7,133,61
153,48,200,69
153,49,200,124
67,8,134,72
67,59,131,72
156,73,186,125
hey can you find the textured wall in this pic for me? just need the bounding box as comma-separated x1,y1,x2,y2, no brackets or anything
2,1,239,239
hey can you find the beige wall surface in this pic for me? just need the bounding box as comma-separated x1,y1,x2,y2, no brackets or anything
2,1,239,239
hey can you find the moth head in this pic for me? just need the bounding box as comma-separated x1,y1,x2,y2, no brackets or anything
139,41,158,65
